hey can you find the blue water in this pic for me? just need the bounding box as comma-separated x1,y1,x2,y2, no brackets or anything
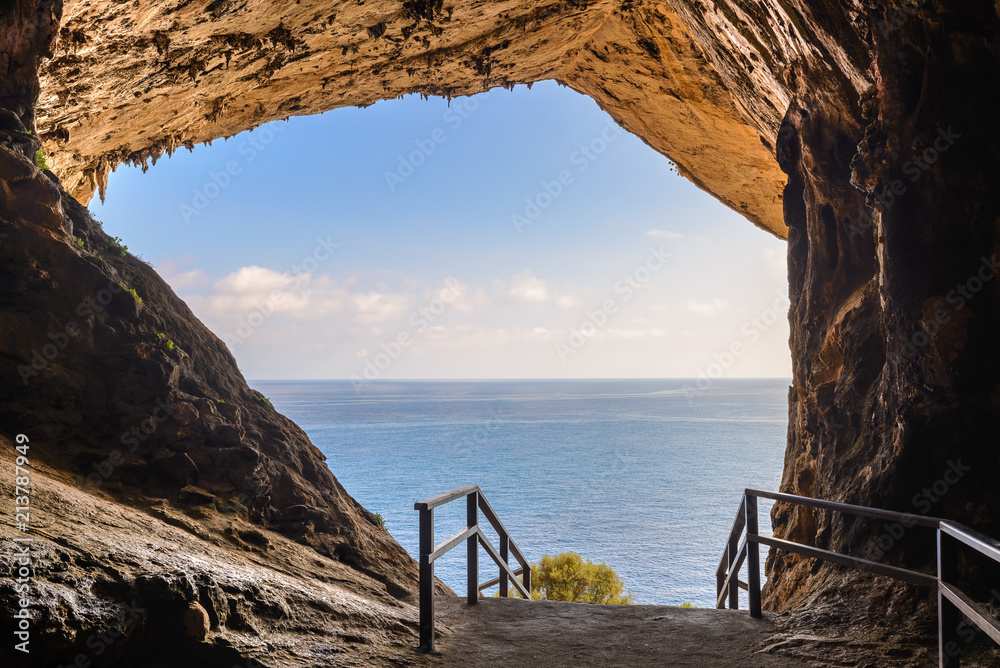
252,379,789,607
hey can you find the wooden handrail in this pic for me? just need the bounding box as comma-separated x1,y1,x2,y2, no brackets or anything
938,582,1000,645
429,526,479,564
480,566,526,592
478,532,531,599
751,534,937,588
940,521,1000,562
746,488,943,527
478,493,530,569
715,537,747,609
414,485,532,652
716,497,746,577
414,484,480,511
719,488,1000,668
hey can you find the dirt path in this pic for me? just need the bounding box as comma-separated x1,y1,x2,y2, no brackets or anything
428,598,812,667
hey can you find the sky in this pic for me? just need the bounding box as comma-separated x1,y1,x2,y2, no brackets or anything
89,81,791,380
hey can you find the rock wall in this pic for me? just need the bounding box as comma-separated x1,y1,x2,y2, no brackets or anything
0,59,449,664
766,0,1000,619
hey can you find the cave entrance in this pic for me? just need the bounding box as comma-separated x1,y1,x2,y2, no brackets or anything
88,81,790,607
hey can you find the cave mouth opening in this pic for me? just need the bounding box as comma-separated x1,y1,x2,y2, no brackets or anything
80,80,791,606
86,80,791,383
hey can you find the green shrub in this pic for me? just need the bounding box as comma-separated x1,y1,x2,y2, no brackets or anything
35,148,49,171
525,552,634,604
110,236,128,257
120,283,142,304
73,236,85,247
374,513,387,530
155,333,176,350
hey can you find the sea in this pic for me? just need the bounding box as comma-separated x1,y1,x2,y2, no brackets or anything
251,378,789,608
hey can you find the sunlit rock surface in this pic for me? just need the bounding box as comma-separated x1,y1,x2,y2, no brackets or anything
36,0,788,236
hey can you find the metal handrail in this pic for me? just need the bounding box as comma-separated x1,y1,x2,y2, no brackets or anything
414,485,532,652
718,488,1000,667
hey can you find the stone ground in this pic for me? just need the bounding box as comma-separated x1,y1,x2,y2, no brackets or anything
426,598,814,667
406,597,997,668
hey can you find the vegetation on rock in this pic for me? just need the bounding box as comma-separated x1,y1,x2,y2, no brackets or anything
525,552,633,604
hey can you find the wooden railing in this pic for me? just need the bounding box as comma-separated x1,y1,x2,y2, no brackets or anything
414,484,532,652
719,488,1000,667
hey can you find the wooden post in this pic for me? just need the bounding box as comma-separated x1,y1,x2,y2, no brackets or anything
728,521,740,608
938,530,961,668
467,490,478,605
418,507,434,652
746,493,762,618
523,564,532,599
717,548,727,609
500,533,510,598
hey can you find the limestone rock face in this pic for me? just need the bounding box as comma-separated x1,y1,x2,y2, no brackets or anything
36,0,790,236
0,152,422,599
766,0,1000,621
0,98,444,665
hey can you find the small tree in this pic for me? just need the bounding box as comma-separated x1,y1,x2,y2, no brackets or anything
528,552,634,604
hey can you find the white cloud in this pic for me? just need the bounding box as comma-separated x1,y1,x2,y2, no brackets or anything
200,291,310,315
762,247,786,276
215,265,304,294
167,268,209,289
351,291,411,323
430,277,490,313
153,243,789,379
647,229,683,240
605,327,669,339
555,293,582,309
507,270,551,303
682,299,730,316
156,255,210,290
